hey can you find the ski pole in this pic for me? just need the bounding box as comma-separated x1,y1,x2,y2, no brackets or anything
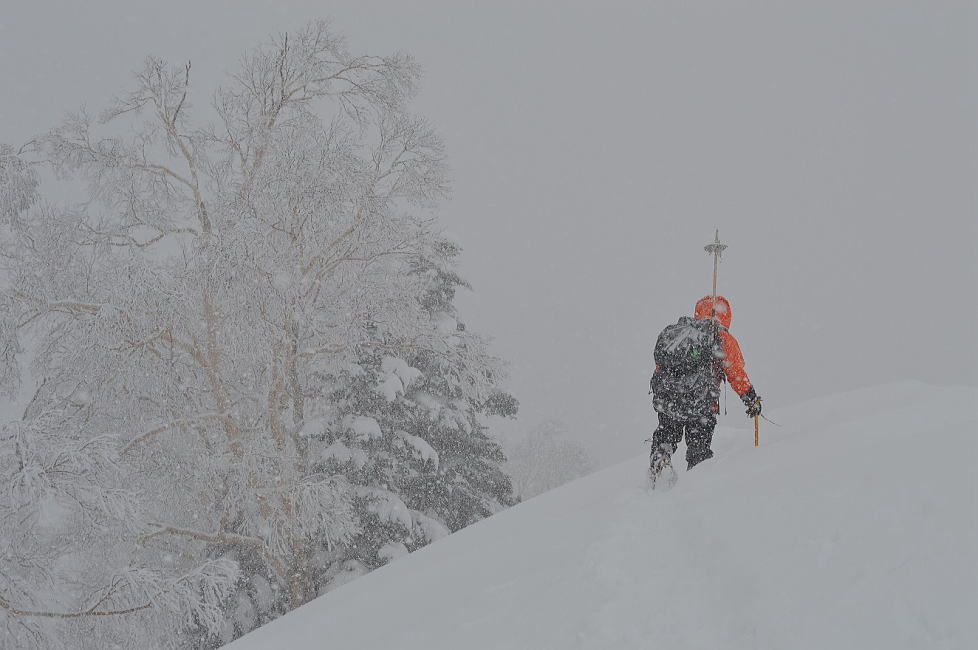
754,415,759,447
760,413,782,427
704,230,727,319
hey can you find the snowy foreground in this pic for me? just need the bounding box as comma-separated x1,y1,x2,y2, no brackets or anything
229,382,976,650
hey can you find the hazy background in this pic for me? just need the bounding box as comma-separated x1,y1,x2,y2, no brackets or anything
2,0,974,466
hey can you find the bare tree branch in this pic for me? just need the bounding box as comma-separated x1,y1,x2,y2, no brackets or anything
0,594,151,619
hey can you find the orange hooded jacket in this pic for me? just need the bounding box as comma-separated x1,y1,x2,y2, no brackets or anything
692,295,752,396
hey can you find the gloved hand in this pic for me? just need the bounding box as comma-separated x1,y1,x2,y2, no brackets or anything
741,386,762,418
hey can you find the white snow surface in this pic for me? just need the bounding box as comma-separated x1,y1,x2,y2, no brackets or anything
228,382,977,650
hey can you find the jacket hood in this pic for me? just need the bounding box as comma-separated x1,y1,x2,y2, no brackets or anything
694,295,732,329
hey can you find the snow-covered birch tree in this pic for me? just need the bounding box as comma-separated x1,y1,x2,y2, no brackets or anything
0,20,516,648
1,144,240,650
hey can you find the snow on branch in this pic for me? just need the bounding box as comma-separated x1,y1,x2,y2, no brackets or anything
0,17,509,647
0,144,38,223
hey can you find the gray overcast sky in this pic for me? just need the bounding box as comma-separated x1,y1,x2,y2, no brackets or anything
2,1,975,465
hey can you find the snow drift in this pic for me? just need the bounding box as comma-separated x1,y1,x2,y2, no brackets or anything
228,382,977,649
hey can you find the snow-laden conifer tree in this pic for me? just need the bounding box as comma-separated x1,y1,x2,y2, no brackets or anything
315,236,517,581
0,21,516,648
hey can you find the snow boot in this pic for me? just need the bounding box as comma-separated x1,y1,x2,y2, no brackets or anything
649,447,678,490
686,448,714,471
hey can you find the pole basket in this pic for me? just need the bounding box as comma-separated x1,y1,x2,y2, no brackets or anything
704,229,727,257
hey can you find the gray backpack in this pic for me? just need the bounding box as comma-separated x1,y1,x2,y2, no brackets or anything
650,317,722,418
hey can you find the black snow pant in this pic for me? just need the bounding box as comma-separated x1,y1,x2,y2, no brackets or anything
651,412,717,471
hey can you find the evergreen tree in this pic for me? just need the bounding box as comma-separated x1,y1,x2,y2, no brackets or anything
308,236,517,583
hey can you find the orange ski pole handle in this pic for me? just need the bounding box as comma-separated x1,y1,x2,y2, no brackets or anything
754,415,759,447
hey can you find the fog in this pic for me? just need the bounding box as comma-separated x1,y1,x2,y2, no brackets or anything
2,0,974,466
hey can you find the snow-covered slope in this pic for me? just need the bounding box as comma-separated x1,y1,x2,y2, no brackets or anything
229,382,977,650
